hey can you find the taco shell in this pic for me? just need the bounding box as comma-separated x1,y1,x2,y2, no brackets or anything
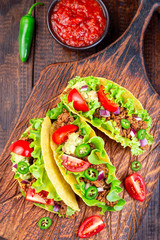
50,116,115,202
41,116,79,212
60,77,145,146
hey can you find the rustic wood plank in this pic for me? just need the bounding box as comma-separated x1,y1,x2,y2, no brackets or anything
0,0,160,240
0,0,34,152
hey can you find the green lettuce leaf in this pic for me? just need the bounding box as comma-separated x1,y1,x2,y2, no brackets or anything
46,102,69,120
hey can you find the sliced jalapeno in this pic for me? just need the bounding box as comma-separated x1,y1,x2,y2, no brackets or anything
75,144,91,158
17,161,29,174
84,168,99,181
85,186,98,200
131,161,142,171
137,129,146,140
38,217,52,229
120,119,130,129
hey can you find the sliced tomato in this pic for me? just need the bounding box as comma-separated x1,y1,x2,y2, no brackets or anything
68,88,89,112
98,85,119,112
124,173,147,202
52,124,78,145
9,140,33,157
78,215,105,238
25,188,54,206
61,154,91,172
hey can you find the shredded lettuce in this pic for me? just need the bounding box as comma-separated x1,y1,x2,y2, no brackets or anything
67,76,100,91
46,101,69,120
61,76,153,155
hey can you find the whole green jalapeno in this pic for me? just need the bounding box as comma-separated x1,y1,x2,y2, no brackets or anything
19,2,43,62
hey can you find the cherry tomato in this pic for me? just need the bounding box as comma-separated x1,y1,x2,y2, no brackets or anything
25,188,55,205
52,124,78,145
78,215,105,238
68,88,89,112
61,154,91,172
9,140,33,157
98,85,119,112
124,173,146,202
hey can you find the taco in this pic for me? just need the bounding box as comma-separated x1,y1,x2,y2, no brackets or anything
47,102,125,213
9,117,79,217
60,76,153,155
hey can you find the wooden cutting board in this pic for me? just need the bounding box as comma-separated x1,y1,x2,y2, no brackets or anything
0,0,160,239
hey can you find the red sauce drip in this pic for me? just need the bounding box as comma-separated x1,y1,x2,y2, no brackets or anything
50,0,106,47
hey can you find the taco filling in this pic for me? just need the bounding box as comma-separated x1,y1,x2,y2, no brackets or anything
10,118,78,217
47,103,125,213
60,76,153,155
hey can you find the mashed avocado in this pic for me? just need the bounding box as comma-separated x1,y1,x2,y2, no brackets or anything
62,133,83,155
81,90,98,103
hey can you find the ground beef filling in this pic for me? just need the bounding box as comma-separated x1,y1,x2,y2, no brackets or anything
55,108,74,129
80,164,118,207
93,107,148,149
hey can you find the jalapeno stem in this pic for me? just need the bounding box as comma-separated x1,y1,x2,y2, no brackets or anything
28,2,44,16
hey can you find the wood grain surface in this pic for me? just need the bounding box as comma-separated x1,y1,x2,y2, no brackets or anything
0,0,160,239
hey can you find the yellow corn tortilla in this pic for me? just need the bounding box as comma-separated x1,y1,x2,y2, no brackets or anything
50,116,115,200
41,116,79,212
60,77,143,144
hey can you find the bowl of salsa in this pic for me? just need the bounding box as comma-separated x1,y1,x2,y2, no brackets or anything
47,0,109,50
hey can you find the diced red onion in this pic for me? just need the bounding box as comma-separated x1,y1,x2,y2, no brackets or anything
21,180,29,184
99,110,110,117
79,135,83,139
114,107,120,115
81,85,88,91
53,205,60,212
85,183,91,190
140,138,148,147
134,117,142,121
97,187,104,192
98,171,104,181
13,164,17,168
130,129,136,138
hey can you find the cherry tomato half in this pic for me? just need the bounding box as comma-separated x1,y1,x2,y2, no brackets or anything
52,124,78,145
68,88,89,112
124,173,147,202
25,188,55,206
98,85,119,112
61,154,91,172
9,140,33,157
78,215,105,238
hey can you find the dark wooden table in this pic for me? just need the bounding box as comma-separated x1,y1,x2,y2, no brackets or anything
0,1,159,239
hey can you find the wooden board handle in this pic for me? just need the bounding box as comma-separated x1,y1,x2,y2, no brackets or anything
121,0,160,45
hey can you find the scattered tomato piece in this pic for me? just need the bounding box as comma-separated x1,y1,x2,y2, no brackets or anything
78,215,105,238
124,173,146,202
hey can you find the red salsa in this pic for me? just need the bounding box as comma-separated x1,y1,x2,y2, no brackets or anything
50,0,106,47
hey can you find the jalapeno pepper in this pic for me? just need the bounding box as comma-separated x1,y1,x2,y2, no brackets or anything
38,217,52,229
120,119,130,129
17,161,29,174
131,161,141,171
137,129,146,140
75,144,91,158
85,186,98,200
19,2,43,62
84,168,99,181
